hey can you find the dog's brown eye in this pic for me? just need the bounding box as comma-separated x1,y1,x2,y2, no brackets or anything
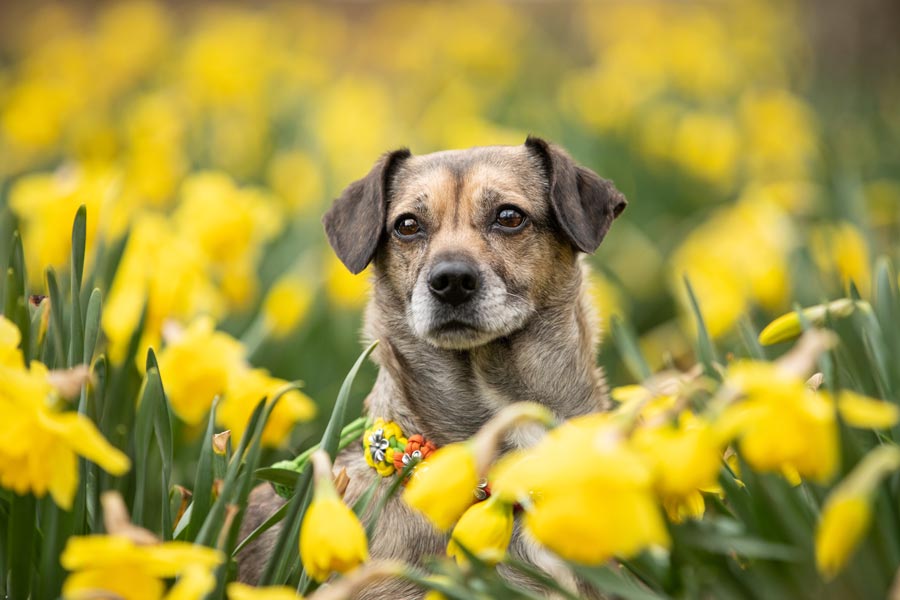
495,207,526,230
394,215,421,238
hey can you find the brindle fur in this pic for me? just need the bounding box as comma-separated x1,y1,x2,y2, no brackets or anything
237,138,626,598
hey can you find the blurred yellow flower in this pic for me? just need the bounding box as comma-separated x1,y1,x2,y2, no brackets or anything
815,495,870,582
266,150,324,213
173,172,283,310
672,197,794,338
739,89,818,181
300,451,368,582
633,419,722,521
403,442,478,532
672,111,739,188
262,275,315,338
8,165,116,286
832,391,900,430
491,415,669,564
810,222,871,294
103,212,222,364
588,272,625,326
0,317,130,509
156,316,246,426
720,361,838,483
61,535,223,600
815,445,900,580
227,582,302,600
325,254,371,311
447,497,514,566
218,368,316,448
163,565,217,600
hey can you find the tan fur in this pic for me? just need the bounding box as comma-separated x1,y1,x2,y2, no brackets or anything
237,139,626,598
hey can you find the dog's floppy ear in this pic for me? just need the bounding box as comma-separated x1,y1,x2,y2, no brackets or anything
323,148,412,274
525,136,627,254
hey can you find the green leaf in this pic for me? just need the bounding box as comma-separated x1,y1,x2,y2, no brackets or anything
7,493,36,600
261,340,378,585
132,366,165,527
37,498,73,599
738,315,766,360
67,208,87,368
574,564,668,600
254,468,302,489
45,268,67,368
28,297,48,362
6,232,30,367
194,398,268,547
186,399,221,542
683,276,720,380
231,502,289,558
70,205,86,297
83,288,102,364
148,350,174,540
611,315,652,381
676,521,802,561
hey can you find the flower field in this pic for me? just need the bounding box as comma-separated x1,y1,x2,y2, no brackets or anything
1,1,899,599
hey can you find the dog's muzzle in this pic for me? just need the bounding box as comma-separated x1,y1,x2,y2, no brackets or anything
427,260,480,306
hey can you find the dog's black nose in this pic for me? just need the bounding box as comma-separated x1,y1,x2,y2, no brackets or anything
428,261,479,306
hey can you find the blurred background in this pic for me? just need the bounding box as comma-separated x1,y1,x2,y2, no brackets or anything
0,0,897,457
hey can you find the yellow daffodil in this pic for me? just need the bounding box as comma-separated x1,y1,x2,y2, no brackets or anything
0,317,130,508
61,535,223,600
262,275,315,338
218,368,316,447
325,254,371,310
447,496,514,566
103,212,223,365
7,166,112,286
173,172,282,309
164,565,217,600
671,197,794,338
156,316,246,425
227,582,302,600
403,442,478,532
719,361,838,484
758,299,858,346
815,495,870,581
299,451,368,582
832,390,900,430
809,222,871,294
491,415,670,564
815,445,900,580
633,418,722,522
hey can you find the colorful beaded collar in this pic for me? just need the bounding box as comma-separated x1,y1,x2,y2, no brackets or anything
362,418,492,501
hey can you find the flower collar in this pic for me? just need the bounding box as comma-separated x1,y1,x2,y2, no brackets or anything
363,418,437,478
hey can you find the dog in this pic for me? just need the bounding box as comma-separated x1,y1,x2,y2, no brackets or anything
237,136,627,597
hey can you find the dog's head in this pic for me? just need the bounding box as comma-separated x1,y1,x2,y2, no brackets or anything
323,136,627,350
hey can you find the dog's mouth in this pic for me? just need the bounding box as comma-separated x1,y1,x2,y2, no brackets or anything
433,320,478,333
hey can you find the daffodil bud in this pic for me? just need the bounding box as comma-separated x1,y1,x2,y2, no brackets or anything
212,430,231,455
402,442,479,532
299,450,368,582
758,298,859,346
447,496,514,566
815,445,900,579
